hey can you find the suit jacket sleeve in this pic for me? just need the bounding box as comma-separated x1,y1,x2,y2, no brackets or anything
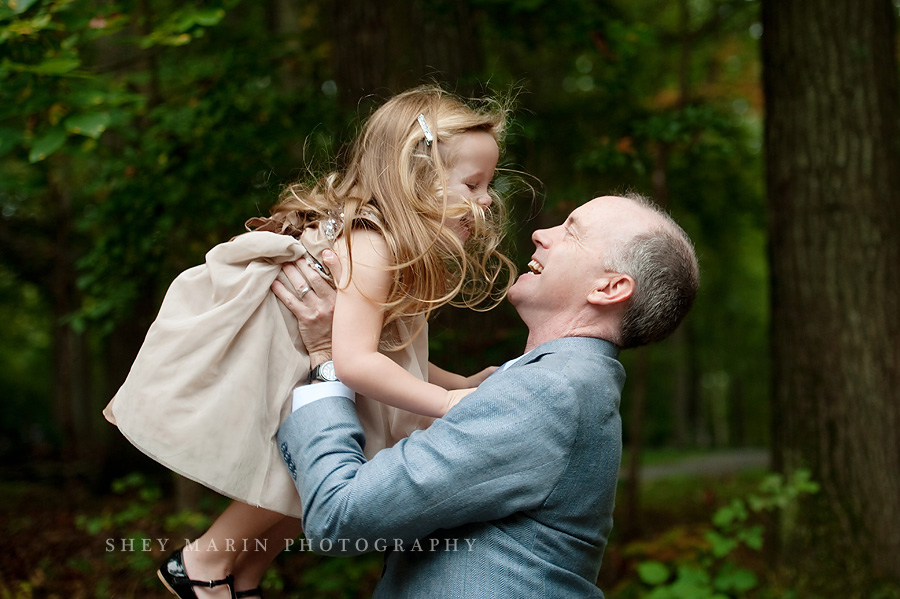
276,358,584,555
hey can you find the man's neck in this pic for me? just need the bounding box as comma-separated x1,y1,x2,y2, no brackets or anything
523,329,578,353
523,317,614,353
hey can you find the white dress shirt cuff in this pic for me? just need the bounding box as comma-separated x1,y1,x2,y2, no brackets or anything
292,381,356,412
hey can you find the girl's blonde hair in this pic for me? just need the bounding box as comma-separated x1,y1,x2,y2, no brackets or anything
250,85,516,342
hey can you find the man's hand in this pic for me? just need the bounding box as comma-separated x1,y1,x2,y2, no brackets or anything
271,250,343,364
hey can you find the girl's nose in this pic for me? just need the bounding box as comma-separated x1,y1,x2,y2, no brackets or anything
475,194,492,207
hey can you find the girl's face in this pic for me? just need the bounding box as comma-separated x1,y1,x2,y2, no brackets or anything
441,130,499,242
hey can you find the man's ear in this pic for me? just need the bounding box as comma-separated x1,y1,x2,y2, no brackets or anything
587,273,634,306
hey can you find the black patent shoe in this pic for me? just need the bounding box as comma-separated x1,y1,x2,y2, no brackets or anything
235,589,263,598
157,547,236,599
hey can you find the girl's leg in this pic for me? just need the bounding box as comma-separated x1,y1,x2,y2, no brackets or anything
181,501,284,599
231,516,304,597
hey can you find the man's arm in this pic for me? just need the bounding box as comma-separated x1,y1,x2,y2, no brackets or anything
277,362,580,555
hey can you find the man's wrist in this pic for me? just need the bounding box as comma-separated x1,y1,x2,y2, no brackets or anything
308,350,333,371
292,381,355,411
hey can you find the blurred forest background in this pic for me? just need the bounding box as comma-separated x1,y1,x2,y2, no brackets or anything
1,0,898,598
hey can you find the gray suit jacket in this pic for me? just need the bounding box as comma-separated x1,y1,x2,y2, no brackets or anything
277,336,625,598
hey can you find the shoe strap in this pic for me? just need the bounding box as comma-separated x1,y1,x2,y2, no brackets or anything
188,573,235,588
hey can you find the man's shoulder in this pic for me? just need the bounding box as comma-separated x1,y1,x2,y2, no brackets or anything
514,337,626,409
522,337,621,372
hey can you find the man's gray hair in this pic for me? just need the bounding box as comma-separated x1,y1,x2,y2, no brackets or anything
604,192,699,349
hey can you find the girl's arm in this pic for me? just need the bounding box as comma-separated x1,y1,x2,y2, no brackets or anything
331,229,464,418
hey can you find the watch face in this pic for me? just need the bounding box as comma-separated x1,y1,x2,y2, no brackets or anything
320,361,337,381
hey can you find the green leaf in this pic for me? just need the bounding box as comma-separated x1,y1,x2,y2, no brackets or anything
704,529,738,558
166,7,225,36
674,564,714,587
65,111,111,139
713,498,748,528
645,587,679,599
666,565,716,599
27,56,82,75
791,468,821,494
712,506,733,528
0,0,39,19
193,8,225,27
714,563,758,593
637,560,670,586
28,126,66,162
738,524,764,550
9,0,40,14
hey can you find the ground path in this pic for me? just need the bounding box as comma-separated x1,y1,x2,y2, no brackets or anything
637,448,770,481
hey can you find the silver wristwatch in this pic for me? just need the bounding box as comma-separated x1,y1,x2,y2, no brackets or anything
308,360,339,383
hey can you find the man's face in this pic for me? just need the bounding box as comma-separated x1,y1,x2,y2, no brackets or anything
508,196,651,317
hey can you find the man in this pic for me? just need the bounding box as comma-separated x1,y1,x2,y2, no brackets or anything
272,194,699,597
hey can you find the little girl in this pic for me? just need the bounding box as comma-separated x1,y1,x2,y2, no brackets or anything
103,86,516,599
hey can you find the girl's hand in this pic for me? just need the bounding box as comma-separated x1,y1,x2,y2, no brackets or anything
465,366,499,387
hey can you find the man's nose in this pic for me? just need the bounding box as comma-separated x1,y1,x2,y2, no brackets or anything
533,222,565,247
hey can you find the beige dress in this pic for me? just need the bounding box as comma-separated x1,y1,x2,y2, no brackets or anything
103,223,434,517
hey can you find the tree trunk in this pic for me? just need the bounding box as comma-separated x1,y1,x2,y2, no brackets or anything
762,0,900,590
621,346,649,540
47,166,90,462
324,0,484,106
98,0,170,477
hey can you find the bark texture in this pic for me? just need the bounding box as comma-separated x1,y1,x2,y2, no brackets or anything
762,0,900,590
324,0,485,105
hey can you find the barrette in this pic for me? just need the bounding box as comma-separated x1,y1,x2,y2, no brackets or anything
417,114,433,146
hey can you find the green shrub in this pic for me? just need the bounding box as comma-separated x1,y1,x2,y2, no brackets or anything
624,470,819,599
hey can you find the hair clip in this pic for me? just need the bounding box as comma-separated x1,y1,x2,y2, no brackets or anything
417,114,433,146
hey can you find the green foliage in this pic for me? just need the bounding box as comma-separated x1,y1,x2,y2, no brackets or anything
74,472,175,590
638,560,671,585
138,5,228,48
75,472,163,535
1,0,340,353
0,0,236,162
298,552,383,598
70,472,384,596
621,470,819,599
2,0,768,496
71,472,245,594
0,580,38,599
